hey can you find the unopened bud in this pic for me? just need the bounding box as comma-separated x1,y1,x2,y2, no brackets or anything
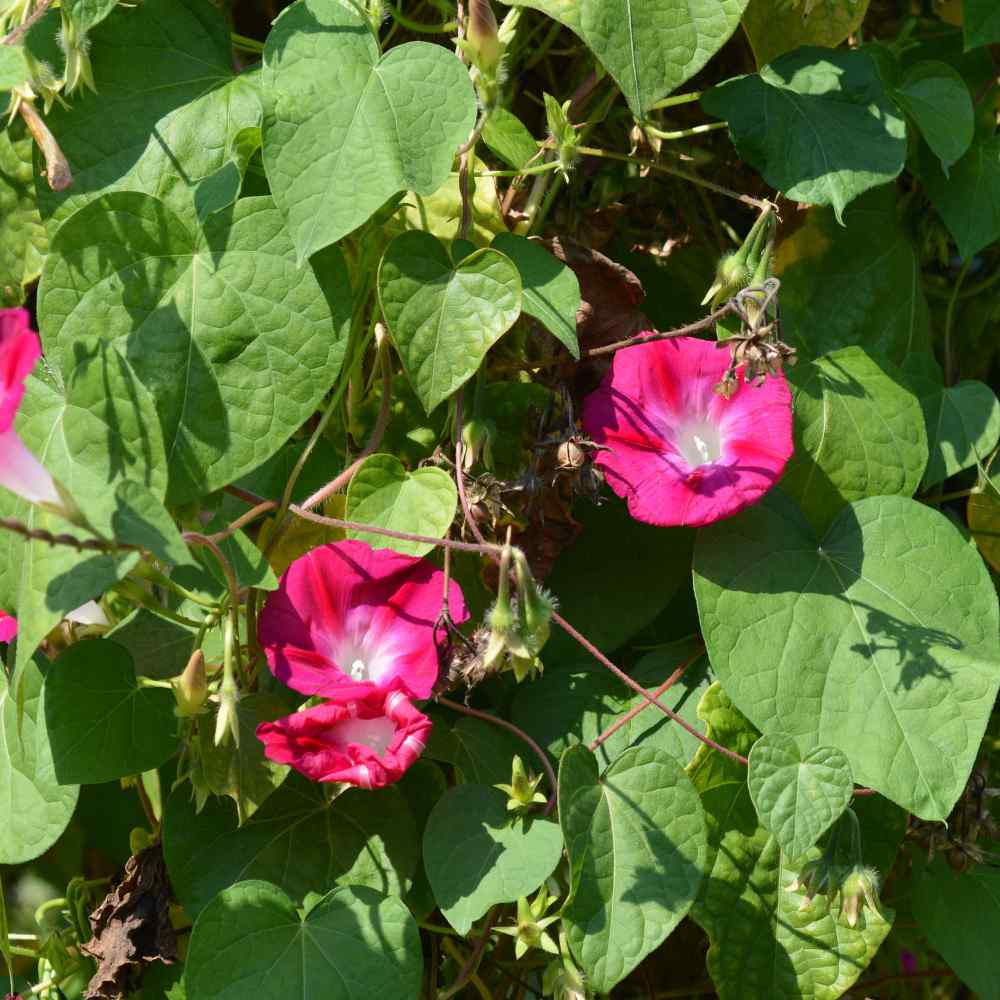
214,679,240,747
543,93,579,180
514,550,555,657
58,14,95,95
466,0,501,78
461,416,496,471
174,650,208,717
839,865,882,928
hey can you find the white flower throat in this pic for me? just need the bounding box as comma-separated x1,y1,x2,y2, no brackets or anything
674,419,722,468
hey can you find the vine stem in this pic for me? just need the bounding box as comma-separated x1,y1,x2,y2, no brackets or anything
1,0,53,44
588,644,704,752
944,257,970,386
438,696,558,816
298,345,394,513
577,145,769,211
437,905,502,1000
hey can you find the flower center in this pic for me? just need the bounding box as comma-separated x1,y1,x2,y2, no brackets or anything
349,658,367,681
334,716,397,756
674,420,722,468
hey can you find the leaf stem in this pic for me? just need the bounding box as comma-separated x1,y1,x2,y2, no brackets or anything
644,121,728,141
438,907,502,1000
944,257,970,385
648,90,703,110
230,32,264,52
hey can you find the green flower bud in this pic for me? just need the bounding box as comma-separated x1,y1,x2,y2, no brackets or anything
495,889,560,959
838,865,883,928
59,14,95,95
466,0,502,79
174,649,208,717
543,93,579,180
514,550,555,657
461,416,496,471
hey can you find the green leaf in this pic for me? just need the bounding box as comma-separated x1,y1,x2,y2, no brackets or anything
196,694,290,824
693,491,1000,820
781,347,928,534
559,745,706,992
185,882,422,1000
775,187,930,365
912,854,1000,1000
919,135,1000,260
747,734,854,860
481,108,539,170
163,774,418,919
541,498,694,661
0,46,26,91
892,60,974,171
38,192,352,504
0,344,160,675
964,0,1000,50
741,0,869,67
193,125,263,222
504,0,748,117
510,638,711,769
903,357,1000,488
0,660,79,864
0,119,47,306
702,48,907,222
690,684,892,1000
108,609,198,680
491,234,581,357
193,516,279,592
344,454,457,557
110,481,195,568
423,784,563,935
378,231,522,413
262,0,477,262
42,640,180,784
61,0,120,31
38,0,261,227
426,714,525,787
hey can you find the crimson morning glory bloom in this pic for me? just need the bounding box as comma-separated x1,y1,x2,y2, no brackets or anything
256,687,432,788
582,336,793,527
0,610,16,643
0,308,63,510
258,538,468,701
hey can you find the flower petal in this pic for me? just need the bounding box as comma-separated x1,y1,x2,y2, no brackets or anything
255,687,432,787
0,429,64,508
258,538,468,700
0,308,40,434
0,610,17,644
582,336,793,527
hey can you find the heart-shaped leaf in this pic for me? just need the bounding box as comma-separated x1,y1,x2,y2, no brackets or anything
776,188,931,366
559,745,707,993
969,472,1000,573
503,0,749,117
747,733,854,860
893,61,974,172
163,774,418,919
38,0,261,228
425,715,525,787
38,192,352,503
0,660,79,864
782,347,928,534
185,882,422,1000
919,136,1000,260
690,685,893,1000
0,120,46,307
904,356,1000,487
43,640,180,784
262,0,477,262
492,234,580,357
423,784,563,935
703,48,907,222
741,0,869,67
345,454,457,556
693,491,1000,820
378,231,522,413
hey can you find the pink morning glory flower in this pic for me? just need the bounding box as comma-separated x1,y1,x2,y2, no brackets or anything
258,539,468,701
0,610,16,643
582,336,793,527
0,308,64,511
256,687,433,788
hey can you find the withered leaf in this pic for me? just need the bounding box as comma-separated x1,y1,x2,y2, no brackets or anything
81,845,177,1000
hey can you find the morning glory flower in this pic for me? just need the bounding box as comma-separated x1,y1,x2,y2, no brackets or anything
0,610,16,643
258,538,468,701
256,687,432,788
0,308,65,511
582,336,793,527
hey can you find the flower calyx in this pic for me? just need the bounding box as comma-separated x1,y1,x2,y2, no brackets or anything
543,93,579,181
495,886,560,959
494,754,547,814
173,650,208,718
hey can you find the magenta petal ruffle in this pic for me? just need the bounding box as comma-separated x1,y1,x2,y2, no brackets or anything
582,336,793,527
